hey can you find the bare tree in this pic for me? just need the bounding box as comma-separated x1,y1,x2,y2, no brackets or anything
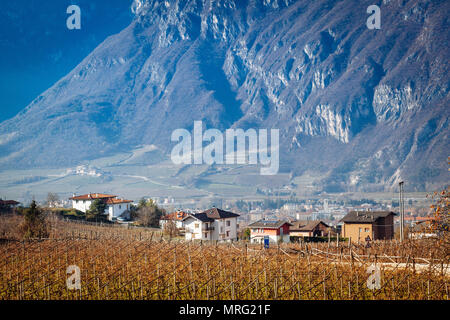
137,199,165,227
163,219,179,237
46,193,59,208
430,186,449,244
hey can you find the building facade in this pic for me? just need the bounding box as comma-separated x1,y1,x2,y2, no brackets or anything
289,220,329,237
70,193,133,221
159,211,189,229
341,211,396,242
183,208,239,241
0,200,20,213
248,220,292,243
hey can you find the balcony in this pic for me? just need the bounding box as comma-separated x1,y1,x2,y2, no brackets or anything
203,226,215,231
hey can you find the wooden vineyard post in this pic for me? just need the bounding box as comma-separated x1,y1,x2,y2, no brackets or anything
274,277,277,299
445,283,448,300
264,269,267,299
323,269,326,300
188,245,196,299
231,275,235,300
328,232,331,249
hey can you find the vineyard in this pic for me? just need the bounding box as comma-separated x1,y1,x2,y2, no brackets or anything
0,216,449,300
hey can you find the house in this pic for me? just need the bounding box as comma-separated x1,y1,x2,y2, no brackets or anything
289,220,329,237
248,219,292,244
340,211,397,242
0,200,20,212
408,218,439,239
183,208,239,241
69,193,133,221
159,210,189,229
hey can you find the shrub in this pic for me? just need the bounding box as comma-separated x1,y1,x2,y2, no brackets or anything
19,201,49,240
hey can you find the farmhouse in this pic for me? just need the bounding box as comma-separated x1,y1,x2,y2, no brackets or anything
248,220,292,244
289,220,329,237
340,211,396,242
183,208,239,241
69,193,133,221
159,210,189,229
0,199,20,212
0,199,20,207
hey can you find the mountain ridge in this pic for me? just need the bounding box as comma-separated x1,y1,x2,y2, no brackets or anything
0,0,448,192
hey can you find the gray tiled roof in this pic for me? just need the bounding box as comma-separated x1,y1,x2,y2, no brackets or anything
201,207,240,219
183,207,240,222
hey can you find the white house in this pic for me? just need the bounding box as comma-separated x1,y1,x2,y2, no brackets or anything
183,208,240,241
69,193,133,221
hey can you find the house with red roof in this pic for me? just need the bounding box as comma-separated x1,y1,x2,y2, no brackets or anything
69,193,133,221
159,210,189,229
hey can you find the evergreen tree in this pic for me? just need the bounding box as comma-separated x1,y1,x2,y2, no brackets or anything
19,200,49,239
86,199,107,222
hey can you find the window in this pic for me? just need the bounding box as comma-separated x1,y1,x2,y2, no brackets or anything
226,220,230,227
195,223,199,229
204,233,207,238
365,228,370,232
226,231,230,237
119,205,121,209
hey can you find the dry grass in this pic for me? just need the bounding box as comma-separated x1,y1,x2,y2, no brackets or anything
0,215,448,300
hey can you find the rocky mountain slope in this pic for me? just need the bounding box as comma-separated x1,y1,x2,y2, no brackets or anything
0,0,448,192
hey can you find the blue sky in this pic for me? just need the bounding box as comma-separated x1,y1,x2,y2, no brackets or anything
0,0,133,122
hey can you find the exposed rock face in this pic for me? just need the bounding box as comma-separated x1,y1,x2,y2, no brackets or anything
0,0,448,191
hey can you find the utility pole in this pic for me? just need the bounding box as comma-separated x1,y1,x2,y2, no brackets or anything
399,181,404,242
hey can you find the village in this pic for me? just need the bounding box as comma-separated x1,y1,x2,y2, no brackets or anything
0,189,448,301
0,188,440,244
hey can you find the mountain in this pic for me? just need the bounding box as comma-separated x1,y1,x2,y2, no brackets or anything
0,0,448,192
0,0,133,122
